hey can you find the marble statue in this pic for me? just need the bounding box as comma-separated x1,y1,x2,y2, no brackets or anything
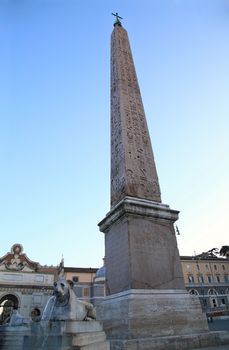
5,309,30,327
42,277,96,321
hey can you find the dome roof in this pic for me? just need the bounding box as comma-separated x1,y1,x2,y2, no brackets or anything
95,265,106,282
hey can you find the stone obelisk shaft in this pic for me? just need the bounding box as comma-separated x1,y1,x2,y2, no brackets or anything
111,24,161,207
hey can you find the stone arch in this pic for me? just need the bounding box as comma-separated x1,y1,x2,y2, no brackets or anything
208,288,218,296
207,289,219,308
0,294,19,324
189,289,199,296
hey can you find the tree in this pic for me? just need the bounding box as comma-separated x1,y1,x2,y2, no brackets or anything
219,246,229,259
196,248,219,259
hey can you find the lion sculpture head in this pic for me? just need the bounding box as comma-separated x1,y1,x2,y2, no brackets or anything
53,278,70,307
50,277,96,321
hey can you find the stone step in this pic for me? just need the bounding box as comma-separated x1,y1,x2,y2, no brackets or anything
65,321,103,334
78,340,110,350
0,334,24,350
72,331,106,346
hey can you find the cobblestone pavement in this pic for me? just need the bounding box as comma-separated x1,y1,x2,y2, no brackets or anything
190,317,229,349
191,347,229,350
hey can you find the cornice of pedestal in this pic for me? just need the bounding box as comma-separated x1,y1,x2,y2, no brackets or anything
103,288,189,302
98,196,179,232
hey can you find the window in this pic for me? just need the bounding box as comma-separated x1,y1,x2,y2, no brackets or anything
83,287,90,297
198,275,204,283
214,265,217,271
221,298,226,305
196,264,200,271
216,275,220,283
224,275,229,283
72,276,79,283
208,276,212,283
205,264,209,271
203,299,207,307
222,265,225,271
188,275,194,283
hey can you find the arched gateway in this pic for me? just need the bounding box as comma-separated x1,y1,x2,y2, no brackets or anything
0,294,19,324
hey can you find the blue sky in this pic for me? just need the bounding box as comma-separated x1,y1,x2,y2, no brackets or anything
0,0,228,267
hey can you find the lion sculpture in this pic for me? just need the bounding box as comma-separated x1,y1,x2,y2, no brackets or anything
42,277,96,321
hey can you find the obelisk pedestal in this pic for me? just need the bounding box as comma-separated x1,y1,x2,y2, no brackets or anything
98,197,212,349
98,17,229,349
99,197,184,294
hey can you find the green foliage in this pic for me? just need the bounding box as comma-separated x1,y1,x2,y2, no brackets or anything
219,246,229,258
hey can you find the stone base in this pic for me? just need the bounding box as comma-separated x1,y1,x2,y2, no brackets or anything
108,331,229,350
64,321,110,350
0,327,30,350
18,321,110,350
97,289,229,349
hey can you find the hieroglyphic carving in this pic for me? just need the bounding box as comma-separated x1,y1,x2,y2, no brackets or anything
110,26,161,206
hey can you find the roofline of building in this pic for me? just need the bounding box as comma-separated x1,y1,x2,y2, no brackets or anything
64,267,98,273
0,284,53,290
180,256,227,261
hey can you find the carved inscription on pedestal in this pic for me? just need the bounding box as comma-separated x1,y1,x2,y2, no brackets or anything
111,26,161,207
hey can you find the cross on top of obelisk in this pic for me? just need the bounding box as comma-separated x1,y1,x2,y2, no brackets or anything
112,12,123,26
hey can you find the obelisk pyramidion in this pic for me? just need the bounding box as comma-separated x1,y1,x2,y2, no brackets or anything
98,15,229,350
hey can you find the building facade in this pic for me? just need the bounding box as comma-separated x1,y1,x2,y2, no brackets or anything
0,244,58,324
0,244,228,323
181,252,229,315
63,266,105,307
0,244,104,324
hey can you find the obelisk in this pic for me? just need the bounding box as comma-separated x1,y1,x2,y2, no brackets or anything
100,14,184,294
98,15,228,350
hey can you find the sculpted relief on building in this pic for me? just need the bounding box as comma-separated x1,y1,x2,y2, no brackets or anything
0,244,38,272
